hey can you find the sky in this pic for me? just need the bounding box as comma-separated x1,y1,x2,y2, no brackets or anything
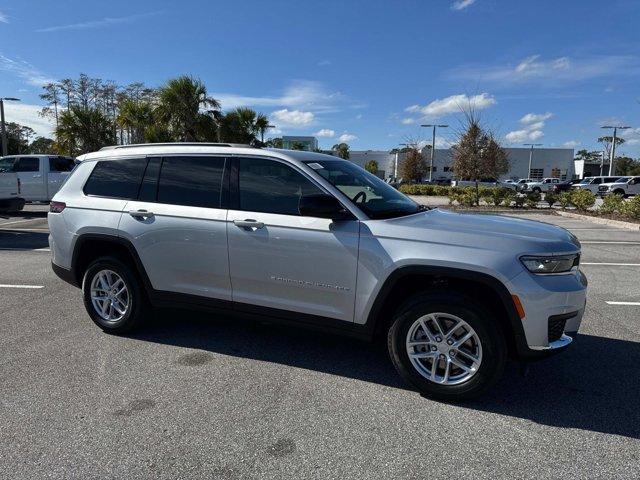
0,0,639,155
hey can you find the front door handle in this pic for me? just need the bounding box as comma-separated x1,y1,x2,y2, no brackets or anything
129,209,154,219
233,219,265,230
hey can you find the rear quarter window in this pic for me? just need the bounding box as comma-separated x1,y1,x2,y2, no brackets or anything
83,158,148,199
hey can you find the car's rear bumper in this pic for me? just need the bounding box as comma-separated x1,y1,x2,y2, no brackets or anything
52,261,79,287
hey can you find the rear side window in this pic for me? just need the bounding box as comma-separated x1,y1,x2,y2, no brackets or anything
49,157,75,172
83,158,148,199
15,158,40,172
238,157,322,215
157,156,225,208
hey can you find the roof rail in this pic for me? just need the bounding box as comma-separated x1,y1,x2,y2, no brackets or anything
99,142,256,151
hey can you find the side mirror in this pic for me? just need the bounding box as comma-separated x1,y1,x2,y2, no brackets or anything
299,194,351,220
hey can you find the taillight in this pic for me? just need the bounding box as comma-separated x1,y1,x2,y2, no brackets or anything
49,201,66,213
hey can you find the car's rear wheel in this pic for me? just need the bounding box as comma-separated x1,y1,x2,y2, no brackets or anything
82,257,148,333
388,292,506,401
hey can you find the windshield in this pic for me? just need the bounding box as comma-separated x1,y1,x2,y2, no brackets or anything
579,177,594,184
614,177,631,183
304,159,421,219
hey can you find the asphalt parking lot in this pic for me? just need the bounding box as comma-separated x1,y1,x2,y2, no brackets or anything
1,205,639,479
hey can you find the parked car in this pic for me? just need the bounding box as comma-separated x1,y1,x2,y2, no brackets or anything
521,178,562,193
552,180,574,193
49,143,587,401
571,176,622,195
597,176,640,197
0,155,76,203
0,157,24,212
451,178,517,190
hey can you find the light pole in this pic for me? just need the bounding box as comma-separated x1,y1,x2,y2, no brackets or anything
0,97,21,157
421,124,448,182
523,143,542,179
601,125,630,176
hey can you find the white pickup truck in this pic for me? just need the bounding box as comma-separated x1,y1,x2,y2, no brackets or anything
0,164,23,212
597,176,640,197
521,177,561,193
451,178,518,190
0,155,75,206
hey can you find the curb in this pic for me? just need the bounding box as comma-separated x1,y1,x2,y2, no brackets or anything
556,210,640,230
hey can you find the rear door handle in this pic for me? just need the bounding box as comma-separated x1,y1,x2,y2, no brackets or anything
129,209,154,219
233,219,264,230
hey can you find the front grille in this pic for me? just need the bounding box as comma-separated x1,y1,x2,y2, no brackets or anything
598,186,608,191
548,312,577,342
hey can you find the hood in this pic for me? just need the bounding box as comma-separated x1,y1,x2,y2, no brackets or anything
600,182,625,188
365,209,580,255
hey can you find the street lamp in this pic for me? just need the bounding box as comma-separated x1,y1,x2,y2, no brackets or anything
523,143,542,179
601,125,630,176
1,97,21,157
421,124,448,182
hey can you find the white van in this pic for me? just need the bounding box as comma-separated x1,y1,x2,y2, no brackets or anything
0,155,75,203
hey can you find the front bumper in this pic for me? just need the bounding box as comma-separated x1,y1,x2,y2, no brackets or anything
509,268,587,358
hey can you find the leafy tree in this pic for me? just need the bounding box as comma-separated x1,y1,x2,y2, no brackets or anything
597,135,625,163
218,108,267,144
613,156,640,176
332,142,350,159
574,149,601,162
39,82,62,128
365,160,379,174
291,141,306,150
28,136,56,154
400,147,426,182
0,122,32,154
117,99,154,144
155,75,220,141
266,137,283,148
56,106,116,155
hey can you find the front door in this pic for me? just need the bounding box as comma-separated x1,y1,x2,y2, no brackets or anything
119,156,231,301
227,157,359,323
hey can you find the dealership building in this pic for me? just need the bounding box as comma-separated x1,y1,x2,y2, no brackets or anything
347,147,576,181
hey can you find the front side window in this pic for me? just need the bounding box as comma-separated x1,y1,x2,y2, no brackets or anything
239,158,322,215
15,158,40,172
83,158,148,199
157,156,225,208
49,157,75,172
305,159,420,219
579,177,593,184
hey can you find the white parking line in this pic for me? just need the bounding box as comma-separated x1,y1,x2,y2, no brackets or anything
581,241,640,245
606,301,640,306
0,248,50,252
0,218,45,227
0,284,44,289
582,262,640,266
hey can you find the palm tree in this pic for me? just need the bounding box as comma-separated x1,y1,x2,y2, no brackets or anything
332,142,350,159
117,99,154,144
56,106,116,155
155,76,220,141
218,108,269,144
255,114,270,143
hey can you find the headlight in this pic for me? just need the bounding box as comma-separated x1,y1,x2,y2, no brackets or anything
520,254,580,274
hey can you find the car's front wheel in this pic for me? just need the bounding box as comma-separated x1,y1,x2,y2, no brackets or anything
82,256,148,333
388,292,506,401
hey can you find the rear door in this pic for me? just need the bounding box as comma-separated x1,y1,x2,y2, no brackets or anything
226,157,359,322
14,157,44,200
0,157,19,200
47,157,75,199
119,155,231,301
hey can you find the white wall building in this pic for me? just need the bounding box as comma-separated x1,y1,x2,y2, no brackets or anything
349,147,575,181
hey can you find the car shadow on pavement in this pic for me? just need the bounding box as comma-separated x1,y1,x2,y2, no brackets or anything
0,230,49,250
130,311,640,440
0,209,48,220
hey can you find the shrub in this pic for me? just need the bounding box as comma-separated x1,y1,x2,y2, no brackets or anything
570,189,596,211
514,194,526,208
620,195,640,220
525,191,541,209
544,192,559,207
502,189,516,207
558,191,572,209
600,194,624,215
433,185,450,196
458,188,477,207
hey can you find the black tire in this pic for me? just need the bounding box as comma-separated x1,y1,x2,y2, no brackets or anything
82,256,148,333
613,189,625,197
388,291,506,401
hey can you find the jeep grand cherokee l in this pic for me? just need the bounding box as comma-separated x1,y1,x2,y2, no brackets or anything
48,143,587,400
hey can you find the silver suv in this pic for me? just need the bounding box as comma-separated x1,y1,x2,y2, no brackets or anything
48,143,587,400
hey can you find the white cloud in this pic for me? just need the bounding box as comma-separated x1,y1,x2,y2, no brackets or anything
404,93,495,119
451,0,476,10
317,60,331,67
505,129,543,143
3,102,54,138
401,118,415,125
0,54,55,87
314,128,335,138
37,11,163,32
271,108,314,127
213,80,346,113
448,54,639,85
520,112,553,124
562,140,580,148
339,133,358,142
0,11,9,23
